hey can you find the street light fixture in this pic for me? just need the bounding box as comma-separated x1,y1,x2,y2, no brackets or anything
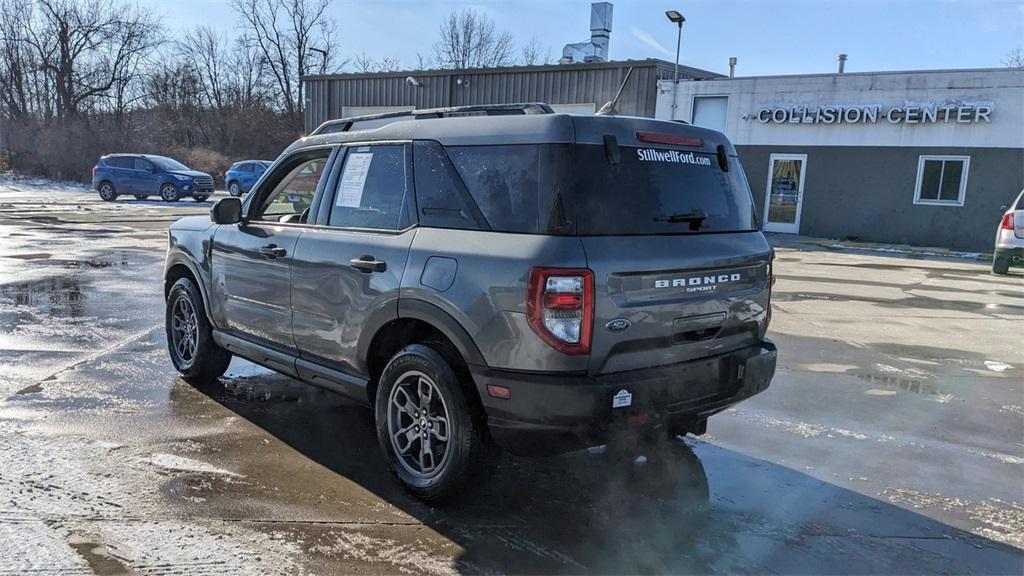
665,10,685,119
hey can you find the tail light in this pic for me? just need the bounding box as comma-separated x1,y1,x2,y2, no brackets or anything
1001,213,1014,230
91,166,96,178
527,267,593,355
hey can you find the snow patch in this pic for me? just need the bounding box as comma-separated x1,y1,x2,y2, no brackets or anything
138,453,242,477
984,361,1013,373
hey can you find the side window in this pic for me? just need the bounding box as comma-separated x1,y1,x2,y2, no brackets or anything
240,163,254,173
254,155,329,222
328,145,411,231
447,145,541,233
413,141,483,230
106,157,130,169
134,158,154,171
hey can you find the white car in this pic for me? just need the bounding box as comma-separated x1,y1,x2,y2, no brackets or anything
993,189,1024,275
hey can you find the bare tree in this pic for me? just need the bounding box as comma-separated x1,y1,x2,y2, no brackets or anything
432,8,514,69
1004,47,1024,69
353,51,401,73
230,0,338,116
24,0,160,119
520,36,551,66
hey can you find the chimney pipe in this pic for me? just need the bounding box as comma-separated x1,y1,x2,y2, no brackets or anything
728,57,737,78
837,53,848,74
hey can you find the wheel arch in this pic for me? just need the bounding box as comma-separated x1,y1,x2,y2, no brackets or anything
164,256,214,324
361,299,487,413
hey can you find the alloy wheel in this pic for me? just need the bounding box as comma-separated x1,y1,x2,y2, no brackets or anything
99,184,115,200
387,370,451,479
161,184,178,201
169,294,199,367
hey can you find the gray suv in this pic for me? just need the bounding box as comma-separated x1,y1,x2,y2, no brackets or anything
163,103,777,500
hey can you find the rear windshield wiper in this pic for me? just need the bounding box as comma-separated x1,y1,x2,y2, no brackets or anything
653,211,706,231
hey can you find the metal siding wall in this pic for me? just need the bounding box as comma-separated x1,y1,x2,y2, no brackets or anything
303,63,684,129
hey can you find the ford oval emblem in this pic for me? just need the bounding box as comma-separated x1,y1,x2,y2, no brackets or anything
605,318,631,332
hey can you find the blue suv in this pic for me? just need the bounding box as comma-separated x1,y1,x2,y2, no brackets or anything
92,154,215,202
224,160,272,197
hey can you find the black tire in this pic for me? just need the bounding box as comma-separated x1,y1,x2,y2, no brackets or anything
165,277,231,383
98,181,117,201
160,183,180,202
228,181,242,197
134,195,146,200
192,195,209,202
375,344,490,501
992,256,1010,275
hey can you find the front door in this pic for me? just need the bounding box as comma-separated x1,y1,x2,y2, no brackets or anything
763,154,807,234
132,157,160,195
210,152,332,350
291,144,415,376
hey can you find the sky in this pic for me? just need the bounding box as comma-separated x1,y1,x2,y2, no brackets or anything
153,0,1024,76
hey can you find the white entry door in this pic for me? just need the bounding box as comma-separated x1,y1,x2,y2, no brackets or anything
763,154,807,234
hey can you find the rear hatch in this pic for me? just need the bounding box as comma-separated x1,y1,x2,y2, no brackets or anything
571,117,772,375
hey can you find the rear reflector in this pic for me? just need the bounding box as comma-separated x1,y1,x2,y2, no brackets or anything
486,384,511,399
636,132,704,147
1001,213,1015,230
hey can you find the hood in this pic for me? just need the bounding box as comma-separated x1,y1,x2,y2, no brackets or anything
168,170,209,179
170,215,214,232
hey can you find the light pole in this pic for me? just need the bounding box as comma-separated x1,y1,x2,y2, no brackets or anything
665,10,685,120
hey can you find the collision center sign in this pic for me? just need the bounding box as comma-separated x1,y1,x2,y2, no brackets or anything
747,103,993,125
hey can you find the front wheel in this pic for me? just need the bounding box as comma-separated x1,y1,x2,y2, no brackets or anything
160,183,180,202
98,182,117,201
375,344,490,501
165,277,231,383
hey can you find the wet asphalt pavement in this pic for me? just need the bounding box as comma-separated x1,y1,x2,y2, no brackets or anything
0,176,1021,575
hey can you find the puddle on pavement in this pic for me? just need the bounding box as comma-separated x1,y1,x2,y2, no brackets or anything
68,538,131,575
852,371,952,400
0,275,87,319
5,252,52,260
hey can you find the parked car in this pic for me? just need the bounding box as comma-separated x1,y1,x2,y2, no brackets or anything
993,189,1024,275
92,154,215,202
225,160,273,197
163,104,777,500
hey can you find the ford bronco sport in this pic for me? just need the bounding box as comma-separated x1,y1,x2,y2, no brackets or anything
163,103,777,500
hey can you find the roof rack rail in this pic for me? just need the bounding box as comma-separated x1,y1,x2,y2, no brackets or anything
311,102,555,135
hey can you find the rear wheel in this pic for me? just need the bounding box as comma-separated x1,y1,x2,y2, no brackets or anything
160,183,180,202
228,181,242,197
98,181,117,201
375,344,490,501
165,277,231,383
992,256,1010,275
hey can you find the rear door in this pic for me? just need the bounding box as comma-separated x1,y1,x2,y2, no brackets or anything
572,132,772,376
210,149,334,357
291,144,416,377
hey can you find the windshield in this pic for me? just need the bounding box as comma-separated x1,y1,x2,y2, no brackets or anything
574,145,757,235
148,156,190,171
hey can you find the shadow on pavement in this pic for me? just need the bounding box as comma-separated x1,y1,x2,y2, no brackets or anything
175,371,1023,575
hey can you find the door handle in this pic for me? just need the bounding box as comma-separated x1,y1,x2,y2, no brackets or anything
350,255,387,273
259,244,287,259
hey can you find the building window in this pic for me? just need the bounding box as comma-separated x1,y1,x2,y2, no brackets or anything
914,155,969,206
691,96,728,134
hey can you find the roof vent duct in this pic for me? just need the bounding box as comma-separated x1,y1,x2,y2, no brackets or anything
837,53,848,73
560,2,613,64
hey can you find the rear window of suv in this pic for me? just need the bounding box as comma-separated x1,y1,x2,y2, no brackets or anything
574,145,757,235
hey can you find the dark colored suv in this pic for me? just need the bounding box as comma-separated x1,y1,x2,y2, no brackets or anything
92,154,215,202
163,104,777,500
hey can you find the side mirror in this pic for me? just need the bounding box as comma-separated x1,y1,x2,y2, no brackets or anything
211,197,243,224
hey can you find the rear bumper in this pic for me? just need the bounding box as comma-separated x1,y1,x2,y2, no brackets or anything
471,340,776,455
994,246,1024,263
